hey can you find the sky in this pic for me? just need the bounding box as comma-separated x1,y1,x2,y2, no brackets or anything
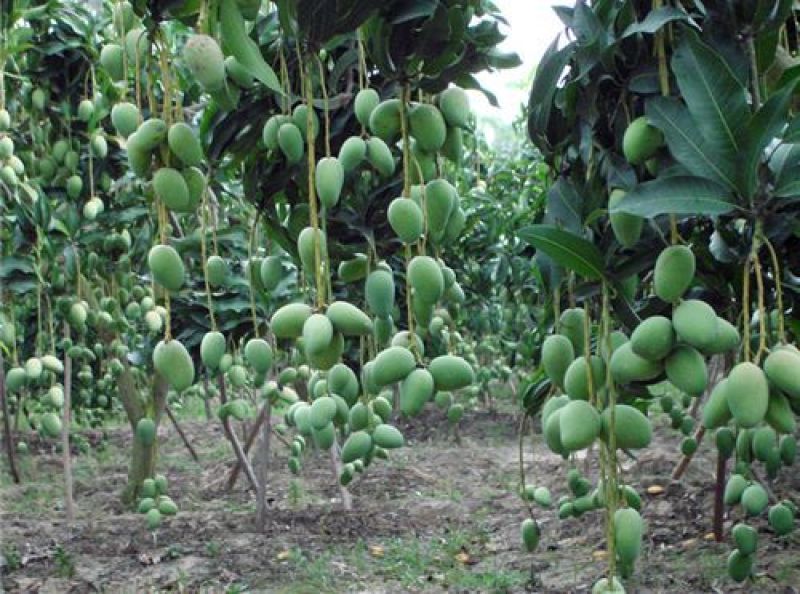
472,0,564,126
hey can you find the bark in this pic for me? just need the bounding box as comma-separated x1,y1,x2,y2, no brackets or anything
0,351,20,483
329,438,352,511
165,404,199,462
255,399,272,530
120,367,168,505
226,400,269,491
713,452,726,542
218,375,258,490
61,329,75,522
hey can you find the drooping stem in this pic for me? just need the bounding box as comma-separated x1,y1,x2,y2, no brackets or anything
61,323,75,523
199,178,218,330
762,236,786,343
248,213,261,335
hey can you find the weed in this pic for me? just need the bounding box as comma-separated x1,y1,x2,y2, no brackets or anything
2,543,21,571
53,544,75,578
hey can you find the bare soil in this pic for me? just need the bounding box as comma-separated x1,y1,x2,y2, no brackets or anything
2,405,799,593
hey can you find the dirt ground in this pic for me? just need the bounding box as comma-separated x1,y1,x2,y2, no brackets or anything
1,403,799,593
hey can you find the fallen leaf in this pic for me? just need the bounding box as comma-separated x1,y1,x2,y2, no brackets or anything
703,532,716,541
681,538,698,548
369,544,384,558
592,550,608,561
455,551,471,564
276,550,291,561
646,485,664,495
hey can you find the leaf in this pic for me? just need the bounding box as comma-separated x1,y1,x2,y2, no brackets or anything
738,76,799,197
774,164,800,199
611,176,737,217
645,96,737,190
671,29,750,157
543,178,583,233
527,39,574,152
518,224,605,280
622,6,693,37
784,115,800,144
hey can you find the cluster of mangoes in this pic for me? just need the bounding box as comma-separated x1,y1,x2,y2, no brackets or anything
0,110,26,190
135,473,177,531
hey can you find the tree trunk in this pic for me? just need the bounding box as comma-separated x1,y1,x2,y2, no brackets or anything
713,451,726,542
0,351,20,483
61,328,75,522
255,398,271,530
119,368,168,505
226,400,270,490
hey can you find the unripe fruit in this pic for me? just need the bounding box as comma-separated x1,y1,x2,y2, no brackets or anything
153,167,190,211
559,308,586,356
441,126,463,163
653,245,695,303
608,189,643,248
726,362,769,427
125,28,149,64
622,116,663,165
260,255,282,290
520,518,539,552
78,99,94,122
225,56,254,88
292,104,319,138
100,44,125,80
183,34,226,91
354,88,379,127
326,301,372,336
768,503,794,536
368,98,402,141
153,339,195,392
147,244,184,292
388,197,424,243
705,317,741,354
206,255,228,287
541,334,574,389
338,136,366,172
764,348,800,399
372,346,416,386
91,134,108,158
262,114,291,150
741,483,768,515
297,226,327,274
244,338,272,373
765,391,796,434
400,368,434,416
609,342,663,384
425,179,457,245
365,137,395,177
438,86,470,128
40,412,62,438
315,157,344,209
601,404,652,449
630,316,674,361
732,522,757,554
429,355,474,391
614,507,643,563
665,345,707,395
168,122,203,167
559,400,601,451
303,314,334,356
673,299,718,351
365,268,395,318
702,378,732,429
727,550,753,582
341,430,372,463
373,423,404,448
408,256,444,304
135,418,156,445
271,303,312,338
66,175,83,198
278,122,304,164
409,103,447,152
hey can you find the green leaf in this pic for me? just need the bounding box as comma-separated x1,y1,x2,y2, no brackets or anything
611,176,737,217
738,77,799,197
527,39,575,153
645,97,738,190
784,116,800,143
543,178,583,233
518,224,605,280
622,6,693,37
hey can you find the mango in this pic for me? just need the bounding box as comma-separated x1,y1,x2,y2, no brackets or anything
372,346,416,386
732,523,757,554
408,256,444,304
148,244,184,291
388,197,424,243
609,342,663,384
438,86,470,128
429,355,474,391
752,426,777,462
337,254,368,283
310,396,337,430
315,156,344,209
614,507,643,563
308,331,343,371
780,434,796,465
338,135,366,172
297,226,327,273
559,308,586,356
244,338,272,373
262,114,291,150
764,348,800,399
153,339,195,392
292,104,319,138
653,245,695,303
225,55,254,88
41,412,62,438
410,140,436,183
702,378,732,428
441,126,463,163
520,518,540,552
591,577,625,594
622,116,663,165
541,334,574,389
278,122,304,164
741,483,768,515
260,255,283,290
542,393,569,427
544,408,567,457
271,303,312,338
705,318,741,354
168,122,203,167
145,508,161,530
205,255,228,287
726,362,768,427
559,400,601,451
630,315,674,361
727,550,753,582
153,167,189,211
765,391,796,434
326,301,372,336
135,418,156,445
365,268,395,318
673,299,718,351
768,503,794,535
368,98,402,141
409,103,446,152
400,368,434,416
373,423,404,449
354,88,379,127
391,330,424,357
601,404,652,449
158,497,178,516
665,345,707,395
365,137,395,176
100,43,125,81
201,331,226,370
303,314,334,356
341,430,372,463
608,189,643,248
425,179,457,244
183,34,225,91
